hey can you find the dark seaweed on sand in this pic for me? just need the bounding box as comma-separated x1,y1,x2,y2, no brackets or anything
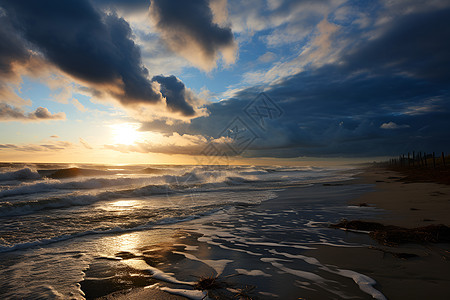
194,275,226,290
194,274,257,299
330,219,450,246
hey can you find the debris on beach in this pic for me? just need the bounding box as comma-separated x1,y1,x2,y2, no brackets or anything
194,275,225,290
193,274,257,299
330,219,450,246
368,246,420,260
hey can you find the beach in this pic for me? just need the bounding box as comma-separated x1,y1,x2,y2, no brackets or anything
99,167,450,299
2,1,449,299
0,164,449,299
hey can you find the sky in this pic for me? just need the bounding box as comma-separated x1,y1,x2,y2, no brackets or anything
0,0,449,164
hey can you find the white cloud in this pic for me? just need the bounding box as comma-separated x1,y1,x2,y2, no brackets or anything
258,52,277,63
380,122,410,129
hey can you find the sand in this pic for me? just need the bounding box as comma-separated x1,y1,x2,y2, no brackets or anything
99,287,186,300
350,167,450,227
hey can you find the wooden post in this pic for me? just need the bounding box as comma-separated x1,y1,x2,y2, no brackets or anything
442,152,446,167
412,151,415,167
433,152,436,169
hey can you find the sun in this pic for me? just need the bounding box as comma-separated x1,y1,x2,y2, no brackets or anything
111,123,142,145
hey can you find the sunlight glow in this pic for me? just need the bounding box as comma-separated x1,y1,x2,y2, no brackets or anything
111,123,142,145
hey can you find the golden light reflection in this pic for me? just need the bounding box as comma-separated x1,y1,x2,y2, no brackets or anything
114,232,141,252
110,199,140,209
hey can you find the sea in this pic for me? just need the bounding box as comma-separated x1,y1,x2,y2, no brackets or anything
0,163,385,299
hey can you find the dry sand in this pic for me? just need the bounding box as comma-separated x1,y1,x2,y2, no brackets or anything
305,166,450,300
349,166,450,227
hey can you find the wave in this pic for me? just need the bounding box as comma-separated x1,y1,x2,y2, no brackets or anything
38,167,167,179
0,175,164,198
0,209,220,253
0,164,353,217
0,180,276,217
0,168,42,181
0,184,171,217
0,194,101,217
39,168,112,179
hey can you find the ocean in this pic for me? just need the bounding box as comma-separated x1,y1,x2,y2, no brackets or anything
0,163,385,299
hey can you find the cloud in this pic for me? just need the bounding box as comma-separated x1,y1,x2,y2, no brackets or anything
258,52,276,63
380,122,410,129
0,141,73,152
135,6,450,158
151,75,196,116
0,11,29,78
150,0,237,71
0,0,212,121
0,103,65,122
241,15,341,86
1,0,164,107
92,0,150,12
104,132,230,156
79,138,93,149
71,99,87,112
340,7,450,82
0,144,18,149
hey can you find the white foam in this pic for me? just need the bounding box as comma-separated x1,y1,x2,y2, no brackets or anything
269,249,386,299
0,177,154,198
122,259,195,285
0,167,41,181
264,259,326,282
268,249,320,265
246,241,315,250
333,269,387,300
160,287,207,300
197,237,263,256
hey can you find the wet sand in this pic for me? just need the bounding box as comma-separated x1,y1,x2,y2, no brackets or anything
88,166,450,299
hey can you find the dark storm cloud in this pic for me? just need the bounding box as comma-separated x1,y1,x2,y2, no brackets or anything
0,144,18,149
140,7,450,157
150,0,236,70
92,0,150,11
151,75,196,116
341,7,450,83
0,103,66,121
0,13,29,77
0,0,162,105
